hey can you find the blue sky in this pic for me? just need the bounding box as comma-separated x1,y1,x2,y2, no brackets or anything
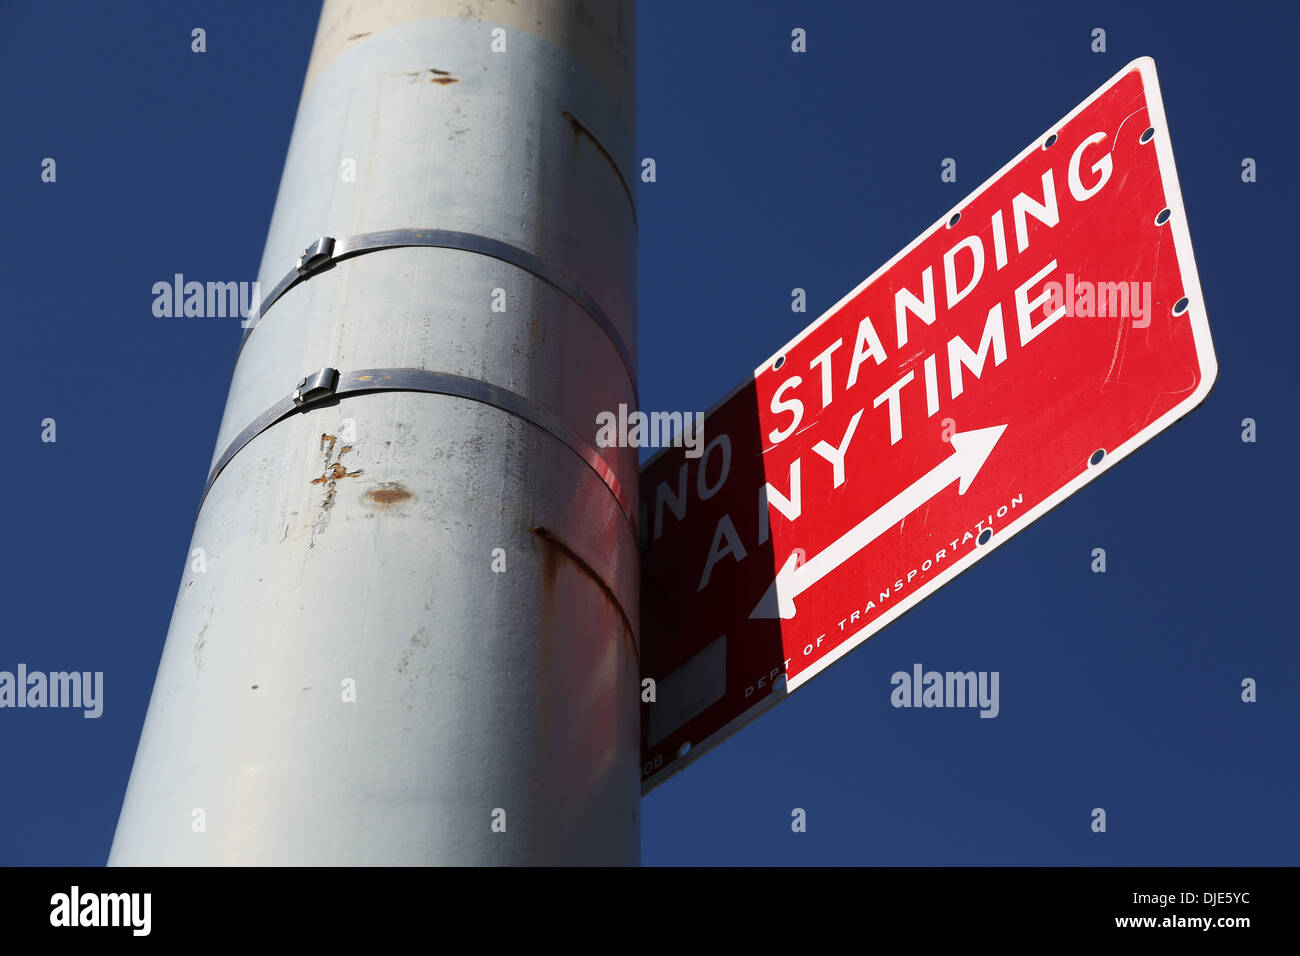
2,0,1297,865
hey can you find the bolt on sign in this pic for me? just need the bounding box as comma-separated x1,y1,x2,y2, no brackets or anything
639,58,1216,791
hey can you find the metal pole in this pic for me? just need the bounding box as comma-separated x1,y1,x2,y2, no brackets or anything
110,0,639,865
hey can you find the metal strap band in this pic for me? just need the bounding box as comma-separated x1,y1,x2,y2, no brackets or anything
200,367,634,534
239,229,636,391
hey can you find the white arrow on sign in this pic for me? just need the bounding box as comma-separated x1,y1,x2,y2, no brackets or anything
751,424,1008,620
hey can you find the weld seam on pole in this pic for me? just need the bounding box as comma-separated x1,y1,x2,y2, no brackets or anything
237,229,637,394
199,367,635,535
533,526,639,659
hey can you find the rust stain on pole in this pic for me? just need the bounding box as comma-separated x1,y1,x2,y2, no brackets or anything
364,483,415,507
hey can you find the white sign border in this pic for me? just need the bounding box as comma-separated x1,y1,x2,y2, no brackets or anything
643,56,1217,793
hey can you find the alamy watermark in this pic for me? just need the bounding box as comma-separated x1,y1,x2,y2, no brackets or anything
596,404,705,458
152,274,261,322
0,665,103,718
891,663,999,718
50,886,150,936
1041,272,1153,328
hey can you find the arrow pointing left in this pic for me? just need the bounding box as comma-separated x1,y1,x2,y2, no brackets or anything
751,424,1008,620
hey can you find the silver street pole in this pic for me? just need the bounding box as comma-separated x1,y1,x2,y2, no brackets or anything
110,0,639,865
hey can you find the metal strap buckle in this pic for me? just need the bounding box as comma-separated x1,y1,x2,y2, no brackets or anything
293,367,339,406
295,236,335,276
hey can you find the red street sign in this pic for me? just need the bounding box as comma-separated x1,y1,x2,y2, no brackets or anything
639,57,1216,791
